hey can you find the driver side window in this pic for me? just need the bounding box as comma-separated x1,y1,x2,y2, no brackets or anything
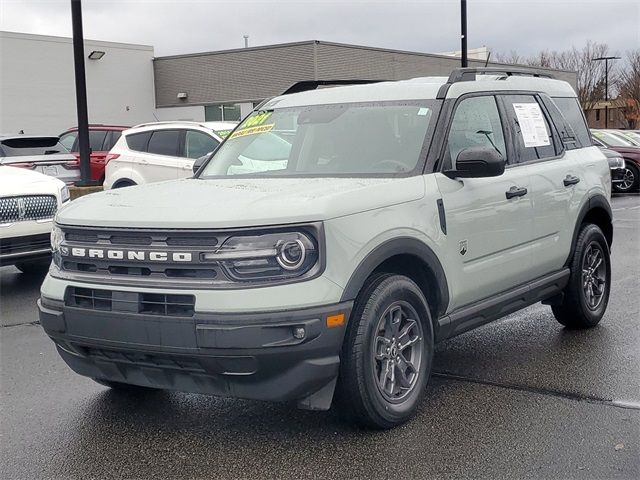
446,96,506,169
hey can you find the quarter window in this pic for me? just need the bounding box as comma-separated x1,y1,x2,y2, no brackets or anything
446,95,506,168
552,97,591,148
502,95,557,163
59,132,77,151
126,131,152,152
184,130,220,159
147,130,180,156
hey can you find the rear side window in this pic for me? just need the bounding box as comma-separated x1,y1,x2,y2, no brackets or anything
501,95,557,163
552,97,591,147
147,130,180,156
0,137,69,157
89,130,108,152
184,130,219,159
126,131,152,152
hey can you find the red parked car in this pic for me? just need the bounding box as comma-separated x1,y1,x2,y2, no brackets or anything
59,125,129,183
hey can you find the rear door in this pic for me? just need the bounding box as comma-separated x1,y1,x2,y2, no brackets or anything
139,129,182,183
435,94,535,310
499,94,581,278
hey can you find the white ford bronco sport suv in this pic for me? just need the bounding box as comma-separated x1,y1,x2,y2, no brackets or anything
39,68,613,428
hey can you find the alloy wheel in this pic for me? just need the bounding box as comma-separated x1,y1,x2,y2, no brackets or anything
581,242,607,310
372,301,423,402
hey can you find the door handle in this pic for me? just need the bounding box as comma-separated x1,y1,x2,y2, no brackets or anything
505,186,528,199
563,175,580,186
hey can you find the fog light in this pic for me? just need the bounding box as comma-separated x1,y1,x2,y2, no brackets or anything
293,327,306,339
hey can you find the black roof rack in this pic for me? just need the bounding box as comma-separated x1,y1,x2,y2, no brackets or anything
447,67,555,83
436,67,555,99
282,79,387,96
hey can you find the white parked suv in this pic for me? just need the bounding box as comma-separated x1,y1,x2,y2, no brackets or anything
1,166,69,273
40,68,613,428
103,121,237,189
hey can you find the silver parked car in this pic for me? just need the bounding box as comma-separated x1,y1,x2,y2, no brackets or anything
0,135,81,185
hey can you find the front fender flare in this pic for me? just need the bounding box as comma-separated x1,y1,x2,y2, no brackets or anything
339,237,449,318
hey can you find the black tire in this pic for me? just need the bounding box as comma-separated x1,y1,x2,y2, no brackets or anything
113,179,136,189
552,223,611,328
613,162,639,193
92,378,158,392
15,259,50,275
336,273,434,429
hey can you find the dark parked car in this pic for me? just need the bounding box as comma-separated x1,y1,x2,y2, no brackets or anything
59,125,129,182
0,135,80,185
592,129,640,193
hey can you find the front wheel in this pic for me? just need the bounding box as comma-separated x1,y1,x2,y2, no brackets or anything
552,223,611,328
613,162,639,193
336,273,434,429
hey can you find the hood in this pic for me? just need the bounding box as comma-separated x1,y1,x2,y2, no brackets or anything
0,165,65,196
58,176,425,229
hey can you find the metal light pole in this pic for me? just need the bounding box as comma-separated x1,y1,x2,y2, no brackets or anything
592,55,620,129
461,0,468,67
71,0,92,185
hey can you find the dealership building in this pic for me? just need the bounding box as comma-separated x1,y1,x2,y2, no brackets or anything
0,31,577,135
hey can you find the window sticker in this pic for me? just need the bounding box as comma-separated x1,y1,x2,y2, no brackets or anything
214,129,232,139
512,103,550,148
228,123,274,140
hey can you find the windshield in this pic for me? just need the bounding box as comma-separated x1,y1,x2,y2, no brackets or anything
592,130,634,148
199,101,438,178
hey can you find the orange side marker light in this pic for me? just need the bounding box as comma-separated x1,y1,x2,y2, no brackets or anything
326,313,345,328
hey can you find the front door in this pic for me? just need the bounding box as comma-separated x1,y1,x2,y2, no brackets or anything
435,94,535,310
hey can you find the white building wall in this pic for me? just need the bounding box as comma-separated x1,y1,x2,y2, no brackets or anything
0,31,156,135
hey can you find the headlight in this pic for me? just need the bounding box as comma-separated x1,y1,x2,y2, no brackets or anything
608,156,625,170
60,185,70,203
202,231,319,282
50,225,64,252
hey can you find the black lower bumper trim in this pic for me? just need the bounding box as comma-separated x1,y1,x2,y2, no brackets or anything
39,298,352,410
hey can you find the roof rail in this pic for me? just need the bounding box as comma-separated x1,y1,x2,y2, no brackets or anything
132,120,205,129
447,67,555,83
282,79,387,96
436,67,556,99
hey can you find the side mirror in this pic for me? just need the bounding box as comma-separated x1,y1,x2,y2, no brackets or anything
192,154,209,175
445,146,505,178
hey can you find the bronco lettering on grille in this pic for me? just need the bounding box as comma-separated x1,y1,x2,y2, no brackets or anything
68,248,192,262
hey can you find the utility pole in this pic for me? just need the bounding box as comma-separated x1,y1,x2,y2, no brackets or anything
592,55,620,128
71,0,92,185
461,0,468,67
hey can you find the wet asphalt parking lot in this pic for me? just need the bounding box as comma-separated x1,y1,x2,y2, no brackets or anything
1,194,639,479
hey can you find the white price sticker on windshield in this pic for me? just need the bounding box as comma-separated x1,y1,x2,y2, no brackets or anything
513,103,550,148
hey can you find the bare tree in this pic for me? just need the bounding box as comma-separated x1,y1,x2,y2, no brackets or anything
618,49,640,129
494,41,616,111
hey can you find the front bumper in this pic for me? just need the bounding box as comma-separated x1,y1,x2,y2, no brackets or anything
39,296,352,410
611,167,626,183
0,232,51,266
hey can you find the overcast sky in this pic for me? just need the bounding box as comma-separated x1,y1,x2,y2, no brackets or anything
1,0,638,58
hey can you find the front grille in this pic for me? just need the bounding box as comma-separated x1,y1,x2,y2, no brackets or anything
0,233,51,256
66,287,195,317
0,195,57,223
82,347,206,373
58,226,232,287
